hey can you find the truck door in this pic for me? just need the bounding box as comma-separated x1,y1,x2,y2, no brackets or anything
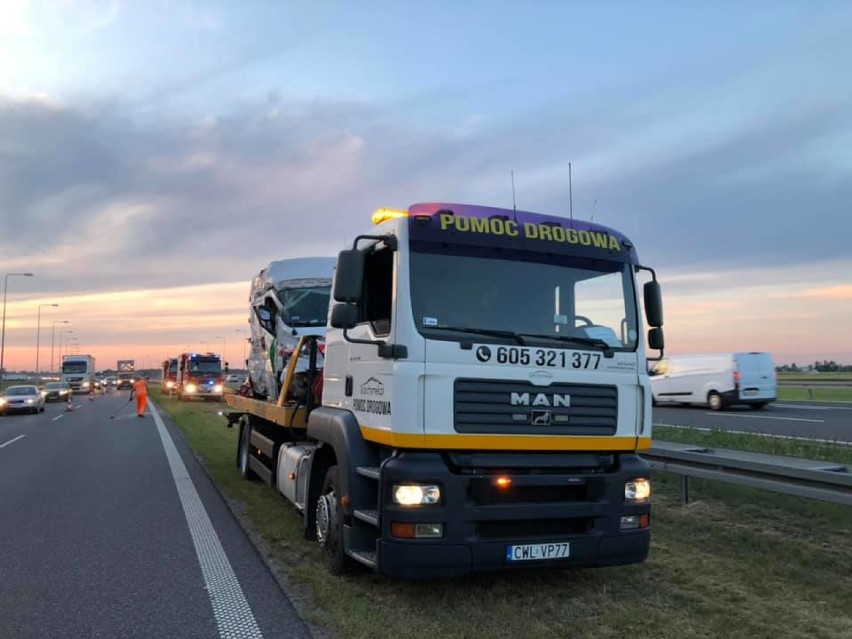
324,244,396,431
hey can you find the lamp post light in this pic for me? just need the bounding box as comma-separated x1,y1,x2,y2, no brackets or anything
0,272,35,383
50,320,69,374
36,303,59,374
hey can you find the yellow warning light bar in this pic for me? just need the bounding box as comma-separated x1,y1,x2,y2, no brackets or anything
371,208,409,225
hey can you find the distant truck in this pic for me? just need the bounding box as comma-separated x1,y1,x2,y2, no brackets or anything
161,358,178,394
116,360,135,390
61,355,96,392
649,352,777,410
246,257,336,400
176,352,224,401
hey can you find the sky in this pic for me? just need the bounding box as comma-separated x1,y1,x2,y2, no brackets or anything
1,0,850,371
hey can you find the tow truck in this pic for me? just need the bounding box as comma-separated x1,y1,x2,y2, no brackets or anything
223,202,664,578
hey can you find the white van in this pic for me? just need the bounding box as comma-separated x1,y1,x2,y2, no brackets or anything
648,352,777,410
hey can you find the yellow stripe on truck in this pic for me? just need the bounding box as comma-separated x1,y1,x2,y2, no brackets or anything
361,425,650,452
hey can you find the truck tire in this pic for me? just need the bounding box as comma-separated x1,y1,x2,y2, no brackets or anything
315,465,357,575
238,422,258,481
707,392,724,411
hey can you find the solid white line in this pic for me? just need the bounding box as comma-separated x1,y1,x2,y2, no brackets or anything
148,401,263,639
703,412,824,423
51,414,65,422
655,422,852,446
775,403,852,412
0,434,26,449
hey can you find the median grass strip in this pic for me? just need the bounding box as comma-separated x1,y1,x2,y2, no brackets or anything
159,395,852,639
777,387,852,402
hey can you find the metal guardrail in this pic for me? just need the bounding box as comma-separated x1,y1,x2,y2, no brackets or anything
644,441,852,506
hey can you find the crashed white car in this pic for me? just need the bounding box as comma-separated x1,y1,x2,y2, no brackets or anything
246,257,335,400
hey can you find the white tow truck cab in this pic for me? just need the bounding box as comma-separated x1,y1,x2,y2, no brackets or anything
224,202,665,578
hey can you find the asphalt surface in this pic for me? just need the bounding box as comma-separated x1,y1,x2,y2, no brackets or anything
0,391,311,639
654,401,852,443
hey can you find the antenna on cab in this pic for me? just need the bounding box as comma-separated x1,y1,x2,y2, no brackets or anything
511,170,517,222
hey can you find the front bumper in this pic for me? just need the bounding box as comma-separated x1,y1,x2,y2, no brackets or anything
368,451,651,579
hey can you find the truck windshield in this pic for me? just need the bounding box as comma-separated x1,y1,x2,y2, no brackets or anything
189,361,221,373
62,362,88,373
409,249,638,350
277,285,331,327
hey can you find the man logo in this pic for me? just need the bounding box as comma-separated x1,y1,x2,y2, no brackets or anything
531,409,552,426
510,392,571,407
475,346,492,362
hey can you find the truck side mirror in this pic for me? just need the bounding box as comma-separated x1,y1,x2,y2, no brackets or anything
330,303,358,329
648,327,664,351
333,250,364,302
643,280,663,328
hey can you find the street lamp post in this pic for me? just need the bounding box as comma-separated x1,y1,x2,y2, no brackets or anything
58,331,74,370
36,303,59,374
50,320,69,374
216,335,227,366
235,329,247,364
0,272,35,382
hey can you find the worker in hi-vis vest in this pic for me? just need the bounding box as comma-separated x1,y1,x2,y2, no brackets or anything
129,375,148,418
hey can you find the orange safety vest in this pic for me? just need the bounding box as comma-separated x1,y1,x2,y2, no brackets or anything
132,378,148,396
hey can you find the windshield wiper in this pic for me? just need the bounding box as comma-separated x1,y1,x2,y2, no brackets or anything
518,333,616,356
427,326,526,345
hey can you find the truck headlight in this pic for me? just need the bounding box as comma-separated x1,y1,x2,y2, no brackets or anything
166,381,175,388
392,484,440,506
185,384,197,393
25,398,35,404
213,384,223,393
0,398,6,406
81,382,90,389
625,478,651,503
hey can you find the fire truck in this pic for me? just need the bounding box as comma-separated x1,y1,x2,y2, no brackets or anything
176,352,224,401
223,202,664,578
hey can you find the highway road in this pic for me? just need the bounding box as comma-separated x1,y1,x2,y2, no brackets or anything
654,401,852,443
0,392,311,639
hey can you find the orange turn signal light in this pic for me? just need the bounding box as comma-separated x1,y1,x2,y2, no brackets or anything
495,476,512,489
391,522,416,539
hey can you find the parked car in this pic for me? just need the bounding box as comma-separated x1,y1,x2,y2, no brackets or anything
0,385,46,414
649,352,777,410
43,381,73,402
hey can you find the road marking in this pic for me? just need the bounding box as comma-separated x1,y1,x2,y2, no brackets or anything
51,414,65,422
656,422,852,446
704,412,824,423
149,401,263,639
0,434,26,449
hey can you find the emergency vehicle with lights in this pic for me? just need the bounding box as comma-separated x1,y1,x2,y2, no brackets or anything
223,202,665,578
161,357,178,394
176,352,224,401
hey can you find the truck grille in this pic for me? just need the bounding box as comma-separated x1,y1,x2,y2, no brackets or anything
454,379,617,435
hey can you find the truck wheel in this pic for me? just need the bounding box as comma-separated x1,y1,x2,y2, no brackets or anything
238,422,258,481
315,465,357,575
707,392,723,411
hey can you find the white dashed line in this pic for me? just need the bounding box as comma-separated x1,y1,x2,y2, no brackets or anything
0,434,26,449
51,414,65,422
703,412,824,423
149,401,263,639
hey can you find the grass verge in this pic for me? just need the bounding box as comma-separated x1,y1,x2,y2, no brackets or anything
777,387,852,402
158,395,852,639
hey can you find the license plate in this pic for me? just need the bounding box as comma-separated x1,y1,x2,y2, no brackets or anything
744,389,757,396
506,542,570,562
